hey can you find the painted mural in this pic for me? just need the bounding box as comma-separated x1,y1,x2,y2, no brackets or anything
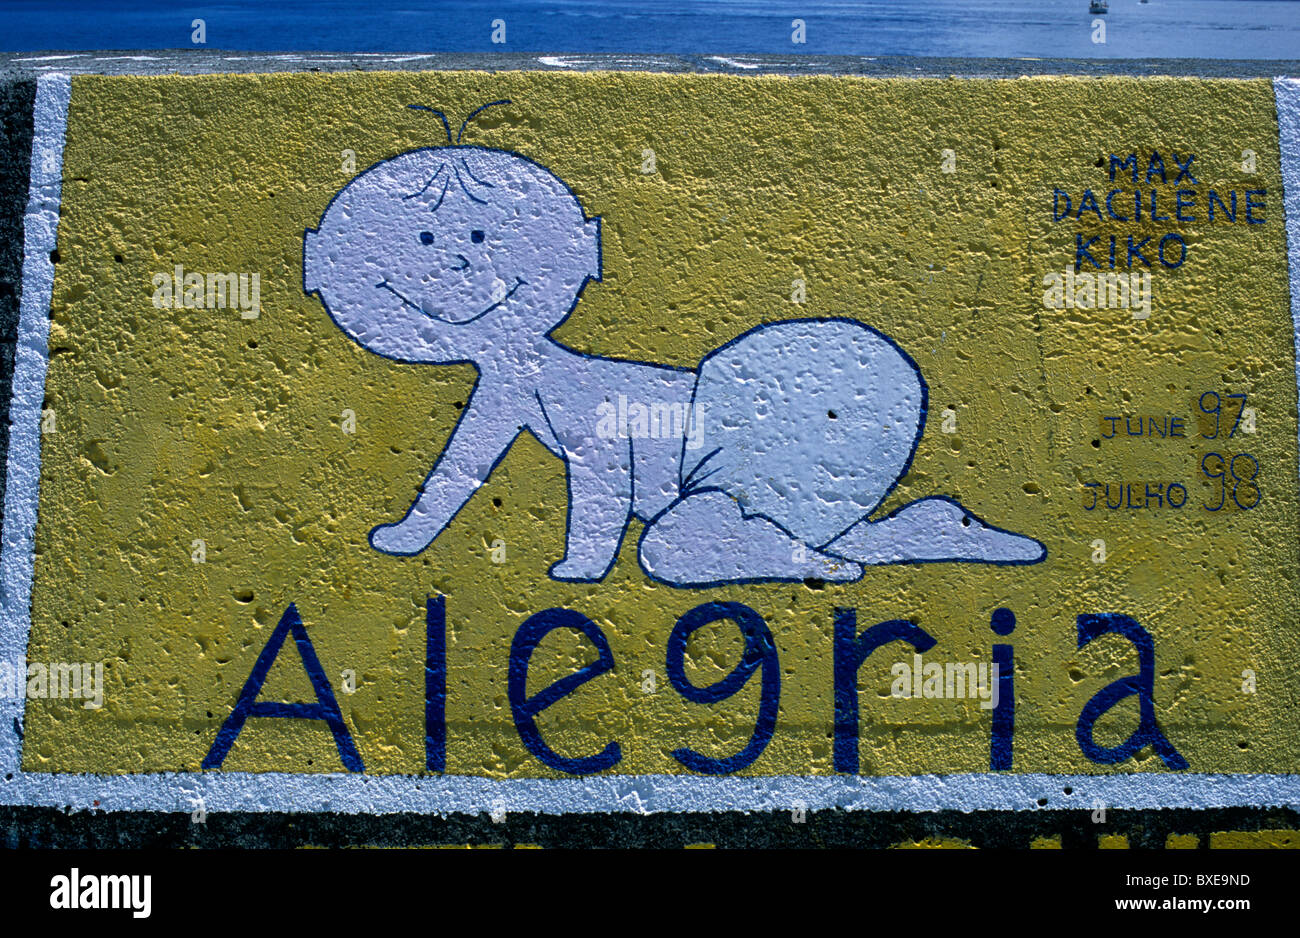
5,72,1300,818
304,103,1046,587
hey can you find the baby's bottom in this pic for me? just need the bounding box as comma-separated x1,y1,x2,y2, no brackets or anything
638,490,860,586
637,318,926,586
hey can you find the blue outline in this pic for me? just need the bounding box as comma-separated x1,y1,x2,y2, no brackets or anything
459,157,496,190
631,318,1044,587
677,317,930,529
636,483,861,589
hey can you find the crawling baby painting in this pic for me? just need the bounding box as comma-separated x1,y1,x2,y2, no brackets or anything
303,103,1045,588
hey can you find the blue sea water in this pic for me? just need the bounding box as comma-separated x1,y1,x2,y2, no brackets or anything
0,0,1297,58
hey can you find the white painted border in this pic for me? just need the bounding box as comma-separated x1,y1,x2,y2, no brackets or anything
1279,79,1300,492
1,73,69,779
1,73,1299,816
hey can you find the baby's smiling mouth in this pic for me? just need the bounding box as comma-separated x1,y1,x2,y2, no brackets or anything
376,277,525,325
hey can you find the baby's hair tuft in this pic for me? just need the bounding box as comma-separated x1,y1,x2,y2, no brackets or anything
406,100,513,146
457,99,512,144
407,104,453,144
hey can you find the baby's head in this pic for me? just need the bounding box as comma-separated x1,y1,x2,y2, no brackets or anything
305,137,601,364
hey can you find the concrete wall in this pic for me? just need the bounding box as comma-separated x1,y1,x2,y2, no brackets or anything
3,59,1300,846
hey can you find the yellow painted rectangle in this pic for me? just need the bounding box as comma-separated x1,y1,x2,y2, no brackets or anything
22,72,1300,779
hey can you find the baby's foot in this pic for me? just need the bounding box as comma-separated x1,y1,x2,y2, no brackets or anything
806,550,863,583
369,517,437,555
549,557,614,582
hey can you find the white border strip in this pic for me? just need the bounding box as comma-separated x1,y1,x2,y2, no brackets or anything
1,73,69,778
1,74,1299,816
3,770,1300,815
1279,78,1300,493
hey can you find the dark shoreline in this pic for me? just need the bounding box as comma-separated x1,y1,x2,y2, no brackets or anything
2,51,1299,79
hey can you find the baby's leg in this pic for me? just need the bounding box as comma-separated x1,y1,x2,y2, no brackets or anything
638,490,862,587
549,434,634,582
821,497,1046,565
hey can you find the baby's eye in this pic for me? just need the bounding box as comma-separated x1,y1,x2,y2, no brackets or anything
471,229,485,243
419,231,434,245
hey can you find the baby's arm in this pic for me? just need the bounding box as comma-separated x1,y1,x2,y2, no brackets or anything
369,395,522,556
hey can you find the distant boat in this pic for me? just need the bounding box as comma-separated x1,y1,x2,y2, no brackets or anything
1090,0,1108,12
